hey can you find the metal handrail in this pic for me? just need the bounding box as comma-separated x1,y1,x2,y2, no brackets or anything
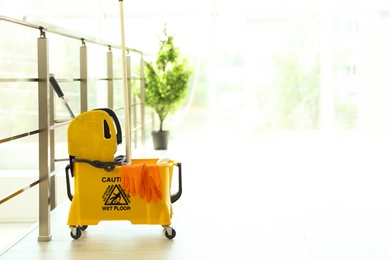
0,15,147,55
0,15,150,146
0,15,151,241
0,130,40,144
0,180,40,205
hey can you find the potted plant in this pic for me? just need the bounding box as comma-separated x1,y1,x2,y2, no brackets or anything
144,24,192,150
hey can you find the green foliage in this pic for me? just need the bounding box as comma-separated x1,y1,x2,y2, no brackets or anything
144,24,192,131
266,53,320,130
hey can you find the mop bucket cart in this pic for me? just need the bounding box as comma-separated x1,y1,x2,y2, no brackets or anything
64,109,182,240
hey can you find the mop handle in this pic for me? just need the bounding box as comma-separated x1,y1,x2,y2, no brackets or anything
49,76,76,118
49,76,64,98
119,0,132,160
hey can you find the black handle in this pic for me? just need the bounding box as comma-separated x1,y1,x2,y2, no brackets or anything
49,76,65,98
65,164,74,201
171,162,182,203
94,108,123,145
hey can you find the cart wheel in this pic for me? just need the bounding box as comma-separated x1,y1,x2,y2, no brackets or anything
70,227,82,240
79,225,88,231
165,228,176,239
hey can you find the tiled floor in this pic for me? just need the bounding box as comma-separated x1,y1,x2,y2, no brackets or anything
2,108,390,259
0,223,36,251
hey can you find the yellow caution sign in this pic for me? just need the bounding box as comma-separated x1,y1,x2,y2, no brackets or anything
67,158,175,226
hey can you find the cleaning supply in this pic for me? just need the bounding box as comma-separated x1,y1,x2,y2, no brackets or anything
141,165,162,203
120,164,145,196
120,164,162,203
157,158,169,165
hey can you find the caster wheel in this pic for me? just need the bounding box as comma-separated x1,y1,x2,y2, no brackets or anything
165,228,176,239
79,225,88,231
70,227,82,240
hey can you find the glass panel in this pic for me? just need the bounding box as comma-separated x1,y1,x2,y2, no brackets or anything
0,82,38,140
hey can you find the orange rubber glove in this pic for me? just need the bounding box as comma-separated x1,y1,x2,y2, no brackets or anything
141,165,162,203
120,165,130,194
120,164,145,196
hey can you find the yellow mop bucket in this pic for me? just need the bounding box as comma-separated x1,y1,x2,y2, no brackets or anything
64,109,182,240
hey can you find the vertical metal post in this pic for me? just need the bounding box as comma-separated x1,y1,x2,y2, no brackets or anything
37,29,52,242
126,53,132,153
107,47,114,109
151,111,155,133
80,39,88,113
133,96,138,148
49,74,56,210
140,57,146,151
